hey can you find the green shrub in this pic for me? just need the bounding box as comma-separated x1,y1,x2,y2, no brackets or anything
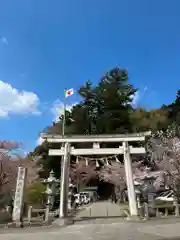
25,181,46,207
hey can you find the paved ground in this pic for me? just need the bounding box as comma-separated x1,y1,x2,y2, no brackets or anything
1,218,180,240
2,202,180,240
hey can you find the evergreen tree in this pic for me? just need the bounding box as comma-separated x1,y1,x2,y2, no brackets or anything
71,67,137,134
163,89,180,125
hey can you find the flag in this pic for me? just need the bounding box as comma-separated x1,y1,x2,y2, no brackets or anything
65,88,74,97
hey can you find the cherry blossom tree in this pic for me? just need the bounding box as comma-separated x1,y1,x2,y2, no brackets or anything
70,161,98,191
0,141,22,151
0,141,22,191
0,141,22,208
10,155,42,185
0,141,41,209
147,124,180,198
99,162,125,184
99,159,146,201
98,161,126,201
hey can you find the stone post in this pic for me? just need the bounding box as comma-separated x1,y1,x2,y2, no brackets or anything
59,142,70,218
144,202,149,219
12,167,27,224
68,178,73,211
27,206,32,224
174,197,179,217
123,141,138,218
45,204,50,223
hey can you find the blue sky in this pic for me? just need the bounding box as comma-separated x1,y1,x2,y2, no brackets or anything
0,0,180,152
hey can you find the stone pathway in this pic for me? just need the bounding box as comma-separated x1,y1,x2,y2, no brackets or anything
75,201,128,220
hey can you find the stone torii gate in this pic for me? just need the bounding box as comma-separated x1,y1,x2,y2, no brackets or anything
41,131,151,220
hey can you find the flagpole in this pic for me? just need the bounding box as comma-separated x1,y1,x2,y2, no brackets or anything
59,87,73,218
62,89,66,136
59,89,66,218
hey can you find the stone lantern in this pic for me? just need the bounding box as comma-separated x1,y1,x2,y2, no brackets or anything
43,170,59,210
141,176,156,203
141,175,157,218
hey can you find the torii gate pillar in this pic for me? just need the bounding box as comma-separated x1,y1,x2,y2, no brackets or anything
123,141,138,217
59,142,70,218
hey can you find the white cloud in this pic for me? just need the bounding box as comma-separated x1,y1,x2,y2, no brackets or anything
36,137,44,146
51,99,76,122
0,80,41,117
132,86,148,106
132,91,140,105
0,36,8,44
